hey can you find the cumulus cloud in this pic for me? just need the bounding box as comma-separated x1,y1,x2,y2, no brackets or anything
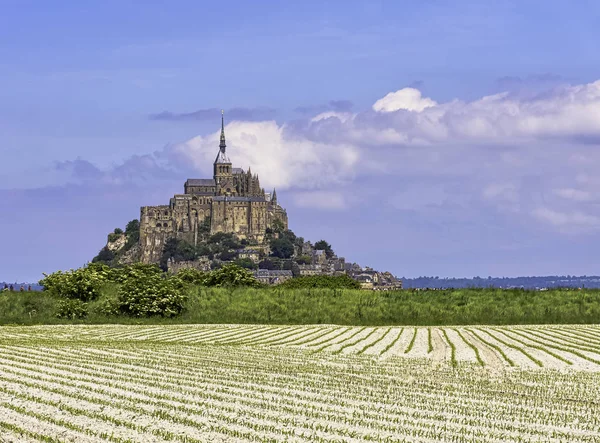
372,88,438,112
171,120,360,191
325,80,600,146
40,78,600,225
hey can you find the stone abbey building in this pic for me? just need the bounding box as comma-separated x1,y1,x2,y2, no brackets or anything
139,112,288,263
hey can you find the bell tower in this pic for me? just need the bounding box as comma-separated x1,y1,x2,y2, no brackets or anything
213,110,235,195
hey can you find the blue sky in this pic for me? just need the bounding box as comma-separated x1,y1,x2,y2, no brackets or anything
1,0,600,282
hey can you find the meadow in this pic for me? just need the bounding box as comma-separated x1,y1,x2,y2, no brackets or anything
2,287,600,326
1,324,600,442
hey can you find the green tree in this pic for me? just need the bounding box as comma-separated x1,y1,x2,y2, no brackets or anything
125,219,140,247
295,255,312,265
271,219,285,233
270,238,295,259
234,258,258,270
160,238,197,270
92,247,115,264
219,250,237,261
202,263,260,287
314,240,334,259
258,259,276,270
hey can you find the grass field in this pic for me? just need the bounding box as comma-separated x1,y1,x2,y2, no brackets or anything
1,324,600,442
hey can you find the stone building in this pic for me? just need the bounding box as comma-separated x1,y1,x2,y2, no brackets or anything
139,112,288,263
167,256,211,273
236,249,260,263
252,269,293,285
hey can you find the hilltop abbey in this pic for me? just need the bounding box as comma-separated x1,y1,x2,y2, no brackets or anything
139,112,288,263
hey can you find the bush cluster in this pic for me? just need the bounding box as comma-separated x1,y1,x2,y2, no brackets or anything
39,267,106,302
39,262,262,319
118,265,186,317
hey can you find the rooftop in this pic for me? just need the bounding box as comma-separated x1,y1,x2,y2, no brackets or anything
253,270,293,276
186,179,216,186
213,196,267,202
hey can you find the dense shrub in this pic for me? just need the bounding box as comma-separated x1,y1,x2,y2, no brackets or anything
39,267,107,302
56,299,88,319
174,268,206,285
234,258,258,270
117,266,186,317
202,263,261,287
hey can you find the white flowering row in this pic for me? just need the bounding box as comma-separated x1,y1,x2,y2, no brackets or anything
0,325,599,441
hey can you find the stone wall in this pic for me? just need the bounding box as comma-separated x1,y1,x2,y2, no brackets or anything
167,257,211,274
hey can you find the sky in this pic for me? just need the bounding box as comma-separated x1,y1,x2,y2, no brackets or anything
1,0,599,282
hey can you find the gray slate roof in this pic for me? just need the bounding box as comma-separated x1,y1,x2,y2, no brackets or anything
186,179,216,186
253,270,293,276
214,150,231,164
232,167,244,174
213,196,267,202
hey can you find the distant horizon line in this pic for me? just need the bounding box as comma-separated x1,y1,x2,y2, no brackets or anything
3,274,600,285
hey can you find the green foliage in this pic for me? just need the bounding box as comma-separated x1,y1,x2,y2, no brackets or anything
4,285,600,326
107,232,122,243
279,274,361,289
219,250,237,261
281,229,296,244
160,238,197,270
198,216,211,234
258,259,276,270
39,266,107,302
125,219,139,234
92,247,115,264
208,232,242,250
270,238,294,258
295,255,312,265
56,299,88,319
117,265,186,317
174,268,206,285
271,219,285,233
91,219,141,265
234,258,258,270
124,219,140,248
202,263,261,287
314,240,334,259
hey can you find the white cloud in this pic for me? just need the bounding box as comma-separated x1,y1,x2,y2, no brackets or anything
372,88,438,112
363,80,600,144
310,111,354,123
172,120,360,191
532,207,600,229
163,79,600,233
554,188,594,202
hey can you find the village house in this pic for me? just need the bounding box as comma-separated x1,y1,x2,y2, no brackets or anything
253,269,293,285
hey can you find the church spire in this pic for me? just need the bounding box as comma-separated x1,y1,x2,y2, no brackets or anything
214,110,231,165
219,109,226,153
272,188,277,204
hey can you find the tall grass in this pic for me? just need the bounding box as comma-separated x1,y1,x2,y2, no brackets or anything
2,287,600,326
